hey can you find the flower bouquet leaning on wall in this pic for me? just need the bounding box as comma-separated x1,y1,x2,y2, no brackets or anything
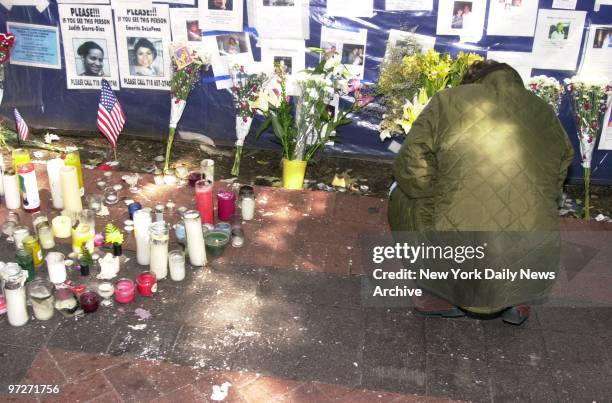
230,64,267,176
564,77,612,219
250,54,374,189
165,43,210,173
377,48,483,141
527,75,564,114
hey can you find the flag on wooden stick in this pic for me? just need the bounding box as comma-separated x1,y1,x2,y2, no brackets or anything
97,79,125,153
13,108,29,142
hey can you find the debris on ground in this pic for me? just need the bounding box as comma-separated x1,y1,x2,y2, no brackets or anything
128,324,147,330
44,132,60,143
210,382,232,401
135,308,151,320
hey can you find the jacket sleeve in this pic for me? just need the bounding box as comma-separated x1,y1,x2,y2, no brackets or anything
392,93,440,199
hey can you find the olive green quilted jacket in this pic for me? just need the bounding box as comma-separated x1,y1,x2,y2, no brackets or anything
389,66,574,232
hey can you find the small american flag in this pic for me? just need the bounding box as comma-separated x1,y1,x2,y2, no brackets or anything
97,79,125,148
14,108,29,142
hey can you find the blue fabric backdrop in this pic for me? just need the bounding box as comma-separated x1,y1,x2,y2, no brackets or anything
1,0,611,184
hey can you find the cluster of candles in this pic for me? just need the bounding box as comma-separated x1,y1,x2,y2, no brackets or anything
0,151,258,327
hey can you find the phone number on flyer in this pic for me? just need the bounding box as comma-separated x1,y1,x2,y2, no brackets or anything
8,384,61,394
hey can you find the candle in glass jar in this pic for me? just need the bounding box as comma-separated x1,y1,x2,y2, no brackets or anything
195,180,214,224
13,226,30,249
46,158,65,210
27,279,55,321
169,249,186,281
17,162,41,213
3,169,21,210
137,271,157,296
51,215,72,238
114,279,135,304
149,222,169,280
80,291,100,313
133,209,152,265
200,159,215,182
217,191,236,222
63,151,84,196
60,165,83,213
23,235,43,267
4,265,28,327
46,252,66,284
184,210,206,267
38,224,56,249
72,224,93,254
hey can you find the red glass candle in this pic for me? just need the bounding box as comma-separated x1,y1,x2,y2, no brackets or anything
114,279,135,304
80,291,100,313
217,191,236,222
195,180,214,225
137,272,157,297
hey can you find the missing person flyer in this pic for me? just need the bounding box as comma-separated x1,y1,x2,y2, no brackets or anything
114,4,172,90
59,4,120,90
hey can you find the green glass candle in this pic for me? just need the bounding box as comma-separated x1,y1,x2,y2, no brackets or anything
16,249,35,283
205,231,229,258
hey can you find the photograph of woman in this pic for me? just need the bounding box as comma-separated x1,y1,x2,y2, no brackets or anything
128,38,163,77
76,40,107,77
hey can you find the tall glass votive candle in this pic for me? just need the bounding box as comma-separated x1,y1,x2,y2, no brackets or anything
17,162,41,213
72,224,93,254
183,210,206,267
200,159,215,182
38,224,55,250
64,151,84,196
60,165,83,213
114,279,135,304
149,222,169,280
13,226,30,250
51,215,72,238
3,264,28,327
15,248,35,283
239,186,255,221
23,235,43,267
27,279,55,321
46,251,67,284
217,191,236,222
195,180,214,225
133,209,152,266
169,249,186,281
3,168,21,210
46,157,65,210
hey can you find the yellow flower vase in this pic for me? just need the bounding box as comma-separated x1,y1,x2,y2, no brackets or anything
282,159,307,190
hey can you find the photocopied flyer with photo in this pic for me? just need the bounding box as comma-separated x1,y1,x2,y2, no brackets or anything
6,22,61,69
199,0,244,33
114,4,172,90
170,7,204,46
249,0,309,40
384,30,436,60
58,4,120,90
259,38,305,95
578,24,612,79
531,9,586,71
203,31,254,89
320,26,368,79
385,0,433,12
436,0,486,42
486,0,539,37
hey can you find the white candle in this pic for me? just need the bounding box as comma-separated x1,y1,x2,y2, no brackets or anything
150,243,168,280
4,268,28,327
3,171,21,210
241,198,255,220
51,215,72,238
169,250,185,282
184,211,206,266
46,252,67,284
29,286,54,321
38,225,56,249
133,210,152,266
200,159,215,182
46,158,65,210
60,166,83,213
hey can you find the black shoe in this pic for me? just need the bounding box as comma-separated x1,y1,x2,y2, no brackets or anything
501,305,530,325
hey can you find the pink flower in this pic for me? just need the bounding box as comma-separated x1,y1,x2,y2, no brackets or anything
349,79,362,93
243,116,248,123
591,121,599,130
272,88,280,97
357,95,375,108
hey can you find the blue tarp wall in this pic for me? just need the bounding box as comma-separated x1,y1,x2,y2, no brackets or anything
1,0,612,184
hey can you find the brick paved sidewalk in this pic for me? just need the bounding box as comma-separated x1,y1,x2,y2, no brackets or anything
1,166,611,402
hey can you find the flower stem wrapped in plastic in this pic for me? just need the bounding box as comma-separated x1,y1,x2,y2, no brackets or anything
165,43,210,173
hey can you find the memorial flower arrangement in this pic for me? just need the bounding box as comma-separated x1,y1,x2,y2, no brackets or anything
165,43,210,173
229,64,267,176
105,223,124,256
527,75,564,114
0,33,15,107
251,54,374,162
378,48,483,140
564,77,612,219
